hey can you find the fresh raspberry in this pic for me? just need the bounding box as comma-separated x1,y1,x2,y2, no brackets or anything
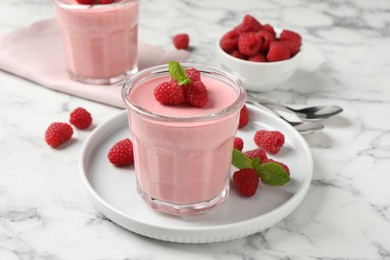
242,15,263,32
154,81,185,105
99,0,114,3
244,148,268,163
258,30,275,52
69,107,92,129
220,30,239,52
173,34,189,50
248,53,266,62
280,30,302,45
279,40,301,56
263,158,290,176
233,168,259,197
229,50,247,60
184,81,208,107
254,130,285,154
185,68,201,81
238,105,249,129
233,137,244,151
45,122,73,148
76,0,95,4
237,32,263,56
267,41,291,62
262,24,276,37
107,138,134,167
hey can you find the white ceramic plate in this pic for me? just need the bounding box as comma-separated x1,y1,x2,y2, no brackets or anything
79,104,313,243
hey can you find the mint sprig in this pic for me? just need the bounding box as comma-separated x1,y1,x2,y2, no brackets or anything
232,148,253,169
232,149,290,186
168,60,191,86
256,162,290,186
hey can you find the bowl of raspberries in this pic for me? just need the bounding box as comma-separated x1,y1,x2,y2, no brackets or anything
216,15,303,92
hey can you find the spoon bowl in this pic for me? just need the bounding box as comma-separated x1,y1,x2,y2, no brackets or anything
246,95,343,121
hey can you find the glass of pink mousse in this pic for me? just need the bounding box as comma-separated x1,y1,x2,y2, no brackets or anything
122,63,246,216
52,0,139,85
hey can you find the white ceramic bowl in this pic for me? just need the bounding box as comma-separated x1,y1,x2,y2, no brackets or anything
216,37,303,92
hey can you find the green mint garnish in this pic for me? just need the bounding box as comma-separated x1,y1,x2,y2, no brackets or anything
232,149,290,186
256,162,290,186
168,60,191,86
232,148,253,169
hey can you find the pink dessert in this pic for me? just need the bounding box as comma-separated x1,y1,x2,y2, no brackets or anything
53,0,139,84
122,64,246,216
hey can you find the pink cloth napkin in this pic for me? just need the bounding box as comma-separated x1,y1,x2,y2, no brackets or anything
0,19,191,108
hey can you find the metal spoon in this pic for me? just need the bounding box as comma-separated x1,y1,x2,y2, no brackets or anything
280,116,325,134
246,95,343,121
246,100,325,134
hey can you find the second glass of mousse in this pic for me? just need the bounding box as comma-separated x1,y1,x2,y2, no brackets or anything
52,0,139,85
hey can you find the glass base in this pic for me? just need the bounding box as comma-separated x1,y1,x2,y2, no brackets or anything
69,67,138,85
137,181,230,217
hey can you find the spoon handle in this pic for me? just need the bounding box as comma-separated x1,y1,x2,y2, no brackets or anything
246,95,288,109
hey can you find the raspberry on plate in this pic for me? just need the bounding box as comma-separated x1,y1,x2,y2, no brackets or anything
233,168,259,197
237,32,263,56
183,80,208,107
45,122,73,148
154,81,186,105
173,33,189,50
107,138,134,167
69,107,92,129
254,130,285,154
244,148,267,163
266,41,291,62
233,137,244,151
263,158,290,176
238,105,249,129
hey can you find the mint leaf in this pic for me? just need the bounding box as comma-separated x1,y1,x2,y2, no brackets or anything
257,162,290,186
232,149,253,169
168,61,191,86
251,157,261,177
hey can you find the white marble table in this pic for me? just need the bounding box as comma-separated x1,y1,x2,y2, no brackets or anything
1,0,390,259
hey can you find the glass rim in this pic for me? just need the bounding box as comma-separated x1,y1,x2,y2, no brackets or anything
121,63,247,123
52,0,137,10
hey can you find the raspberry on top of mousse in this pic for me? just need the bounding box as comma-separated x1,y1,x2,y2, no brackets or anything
153,61,208,107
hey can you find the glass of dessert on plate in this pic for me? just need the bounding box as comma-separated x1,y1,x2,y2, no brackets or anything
122,61,246,216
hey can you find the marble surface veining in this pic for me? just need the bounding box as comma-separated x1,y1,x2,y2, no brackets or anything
1,0,390,259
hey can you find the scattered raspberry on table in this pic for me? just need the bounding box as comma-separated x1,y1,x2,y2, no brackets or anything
45,122,73,148
173,34,190,50
69,107,92,129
